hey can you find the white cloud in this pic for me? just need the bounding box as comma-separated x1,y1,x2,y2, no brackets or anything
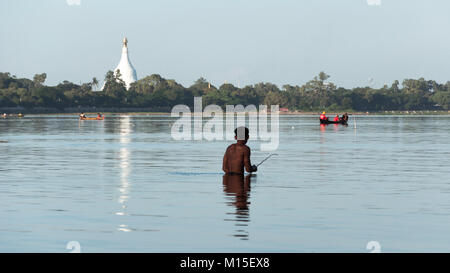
67,0,81,6
367,0,381,6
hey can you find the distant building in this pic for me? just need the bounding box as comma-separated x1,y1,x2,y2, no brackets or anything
114,37,137,90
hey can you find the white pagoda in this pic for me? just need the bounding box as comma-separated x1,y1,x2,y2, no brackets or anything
114,37,137,90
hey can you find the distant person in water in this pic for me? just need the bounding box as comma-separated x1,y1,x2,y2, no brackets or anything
320,111,328,121
222,127,257,175
97,113,103,119
2,113,6,118
342,113,349,122
79,112,86,119
334,114,340,122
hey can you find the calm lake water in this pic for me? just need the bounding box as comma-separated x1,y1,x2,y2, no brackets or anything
1,114,450,252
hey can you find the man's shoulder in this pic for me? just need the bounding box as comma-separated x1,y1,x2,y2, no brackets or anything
238,143,251,152
225,144,236,152
226,143,250,151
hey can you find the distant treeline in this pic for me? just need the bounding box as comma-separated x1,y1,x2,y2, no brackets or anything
1,71,449,112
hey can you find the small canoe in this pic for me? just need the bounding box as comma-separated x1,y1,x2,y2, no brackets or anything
320,119,348,125
80,116,105,120
2,114,24,118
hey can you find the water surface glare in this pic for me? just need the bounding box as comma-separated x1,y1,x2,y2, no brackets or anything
1,115,449,252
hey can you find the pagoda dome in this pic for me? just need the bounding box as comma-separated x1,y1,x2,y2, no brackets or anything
114,37,137,90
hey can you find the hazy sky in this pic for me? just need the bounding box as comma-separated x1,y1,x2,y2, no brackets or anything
1,0,449,88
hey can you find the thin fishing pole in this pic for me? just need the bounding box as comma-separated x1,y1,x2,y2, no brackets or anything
256,153,278,167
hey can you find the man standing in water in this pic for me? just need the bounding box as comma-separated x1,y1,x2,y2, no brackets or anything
222,127,257,174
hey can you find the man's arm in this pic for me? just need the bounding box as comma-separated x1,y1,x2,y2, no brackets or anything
243,146,257,173
222,148,229,173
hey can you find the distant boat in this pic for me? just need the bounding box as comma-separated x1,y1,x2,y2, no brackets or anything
2,113,24,118
80,115,105,121
320,118,347,125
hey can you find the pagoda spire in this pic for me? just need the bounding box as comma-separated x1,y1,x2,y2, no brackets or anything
114,37,137,90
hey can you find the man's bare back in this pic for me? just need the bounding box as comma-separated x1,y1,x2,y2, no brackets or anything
222,127,257,174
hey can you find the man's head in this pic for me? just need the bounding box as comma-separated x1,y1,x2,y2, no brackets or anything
322,111,326,115
234,126,249,143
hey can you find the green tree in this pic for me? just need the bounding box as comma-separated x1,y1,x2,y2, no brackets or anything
33,73,47,87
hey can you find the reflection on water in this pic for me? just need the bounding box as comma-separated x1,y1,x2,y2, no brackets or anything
223,174,253,240
116,116,132,232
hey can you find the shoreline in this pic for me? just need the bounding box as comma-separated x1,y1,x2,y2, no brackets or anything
3,110,450,116
1,107,450,116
